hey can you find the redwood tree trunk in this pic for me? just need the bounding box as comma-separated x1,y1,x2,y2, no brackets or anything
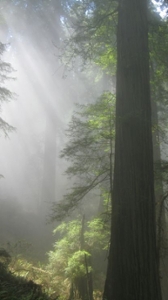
103,0,162,299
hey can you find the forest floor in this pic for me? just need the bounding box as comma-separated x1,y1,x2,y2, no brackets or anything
0,261,54,300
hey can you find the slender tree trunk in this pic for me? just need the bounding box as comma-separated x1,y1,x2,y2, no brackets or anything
40,2,63,213
75,215,93,300
103,0,162,299
42,109,57,209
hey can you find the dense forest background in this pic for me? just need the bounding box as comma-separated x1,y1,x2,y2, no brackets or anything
0,0,168,299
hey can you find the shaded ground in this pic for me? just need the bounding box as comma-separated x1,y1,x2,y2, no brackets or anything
0,261,51,300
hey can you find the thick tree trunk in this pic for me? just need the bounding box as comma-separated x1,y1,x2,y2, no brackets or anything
103,0,162,299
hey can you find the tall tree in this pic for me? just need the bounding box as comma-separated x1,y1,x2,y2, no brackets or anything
51,92,115,221
103,0,162,299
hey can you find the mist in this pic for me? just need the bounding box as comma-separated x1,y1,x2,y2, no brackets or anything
0,1,167,300
0,1,108,261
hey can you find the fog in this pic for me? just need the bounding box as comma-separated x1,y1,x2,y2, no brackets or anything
0,2,166,299
0,1,108,259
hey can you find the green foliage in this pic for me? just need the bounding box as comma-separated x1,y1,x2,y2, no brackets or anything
51,92,115,221
0,42,15,136
65,250,91,279
86,217,110,251
0,242,61,299
61,0,118,73
47,216,109,285
48,220,83,276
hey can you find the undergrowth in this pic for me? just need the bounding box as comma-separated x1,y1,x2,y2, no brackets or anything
0,248,58,300
0,262,50,300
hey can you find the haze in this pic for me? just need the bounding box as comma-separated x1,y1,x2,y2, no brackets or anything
0,1,107,259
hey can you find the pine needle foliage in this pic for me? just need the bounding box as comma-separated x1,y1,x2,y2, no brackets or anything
61,0,118,73
0,42,16,136
51,92,115,221
47,216,109,294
